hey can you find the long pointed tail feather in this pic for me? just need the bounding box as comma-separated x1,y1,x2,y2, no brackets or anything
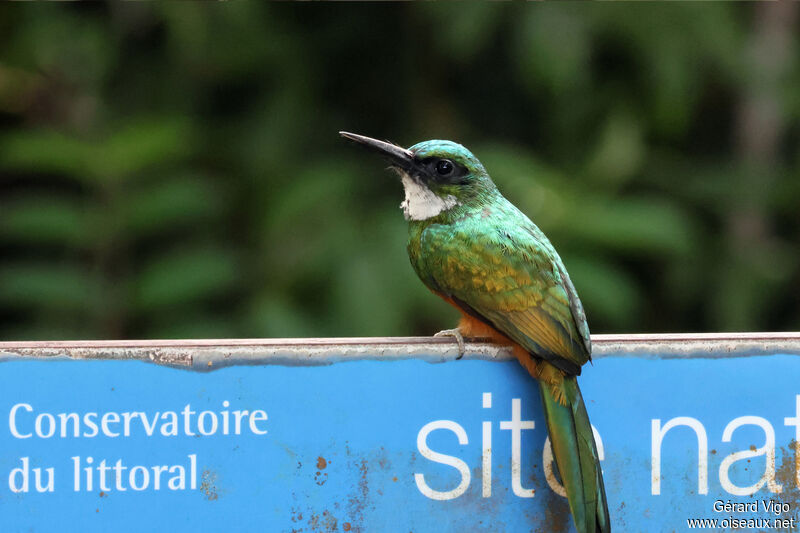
539,372,610,533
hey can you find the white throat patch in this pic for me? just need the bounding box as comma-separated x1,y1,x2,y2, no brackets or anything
398,173,459,221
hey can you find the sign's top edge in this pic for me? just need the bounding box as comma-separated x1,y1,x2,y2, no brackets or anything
2,333,800,368
1,332,799,350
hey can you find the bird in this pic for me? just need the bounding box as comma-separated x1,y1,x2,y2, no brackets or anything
340,131,610,533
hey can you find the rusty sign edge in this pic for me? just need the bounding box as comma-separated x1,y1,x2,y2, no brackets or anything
0,333,800,371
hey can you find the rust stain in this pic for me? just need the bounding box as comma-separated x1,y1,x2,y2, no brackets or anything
299,448,401,532
772,441,800,533
376,447,391,470
322,510,338,531
98,491,107,497
200,469,219,501
307,510,338,532
290,508,303,523
345,458,370,533
313,456,328,486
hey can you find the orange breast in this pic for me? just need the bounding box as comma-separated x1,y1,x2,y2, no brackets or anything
431,288,539,378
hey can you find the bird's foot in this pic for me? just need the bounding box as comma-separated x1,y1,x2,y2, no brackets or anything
434,328,466,359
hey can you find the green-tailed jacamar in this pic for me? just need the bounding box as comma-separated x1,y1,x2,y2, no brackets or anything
341,131,610,533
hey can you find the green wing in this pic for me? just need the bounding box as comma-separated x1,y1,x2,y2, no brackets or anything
418,210,590,375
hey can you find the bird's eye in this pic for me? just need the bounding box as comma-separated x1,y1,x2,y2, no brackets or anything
436,159,454,176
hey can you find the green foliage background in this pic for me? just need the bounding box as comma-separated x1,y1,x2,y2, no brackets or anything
0,3,799,341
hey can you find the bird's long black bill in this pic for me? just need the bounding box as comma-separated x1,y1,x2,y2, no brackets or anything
339,131,414,169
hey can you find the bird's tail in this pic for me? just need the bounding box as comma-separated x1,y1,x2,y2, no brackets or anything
539,368,610,533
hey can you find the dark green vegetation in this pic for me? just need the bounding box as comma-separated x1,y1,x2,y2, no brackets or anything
0,3,798,340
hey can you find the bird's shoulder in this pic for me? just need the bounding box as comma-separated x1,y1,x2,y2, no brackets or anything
419,201,558,291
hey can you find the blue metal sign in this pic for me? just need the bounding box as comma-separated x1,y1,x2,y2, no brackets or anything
1,336,799,532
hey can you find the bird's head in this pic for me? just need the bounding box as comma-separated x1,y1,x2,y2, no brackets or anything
340,132,496,221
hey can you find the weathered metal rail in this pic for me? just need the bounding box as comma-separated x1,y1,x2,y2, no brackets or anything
2,332,800,369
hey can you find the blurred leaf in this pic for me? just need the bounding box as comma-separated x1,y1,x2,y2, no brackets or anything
0,118,191,183
1,195,91,247
585,108,645,186
517,5,591,93
257,160,363,282
134,245,239,310
247,294,317,338
558,197,697,256
95,118,193,180
123,173,225,238
0,130,94,180
0,262,97,312
330,250,405,337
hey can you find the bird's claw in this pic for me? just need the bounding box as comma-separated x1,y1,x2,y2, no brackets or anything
434,328,466,359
